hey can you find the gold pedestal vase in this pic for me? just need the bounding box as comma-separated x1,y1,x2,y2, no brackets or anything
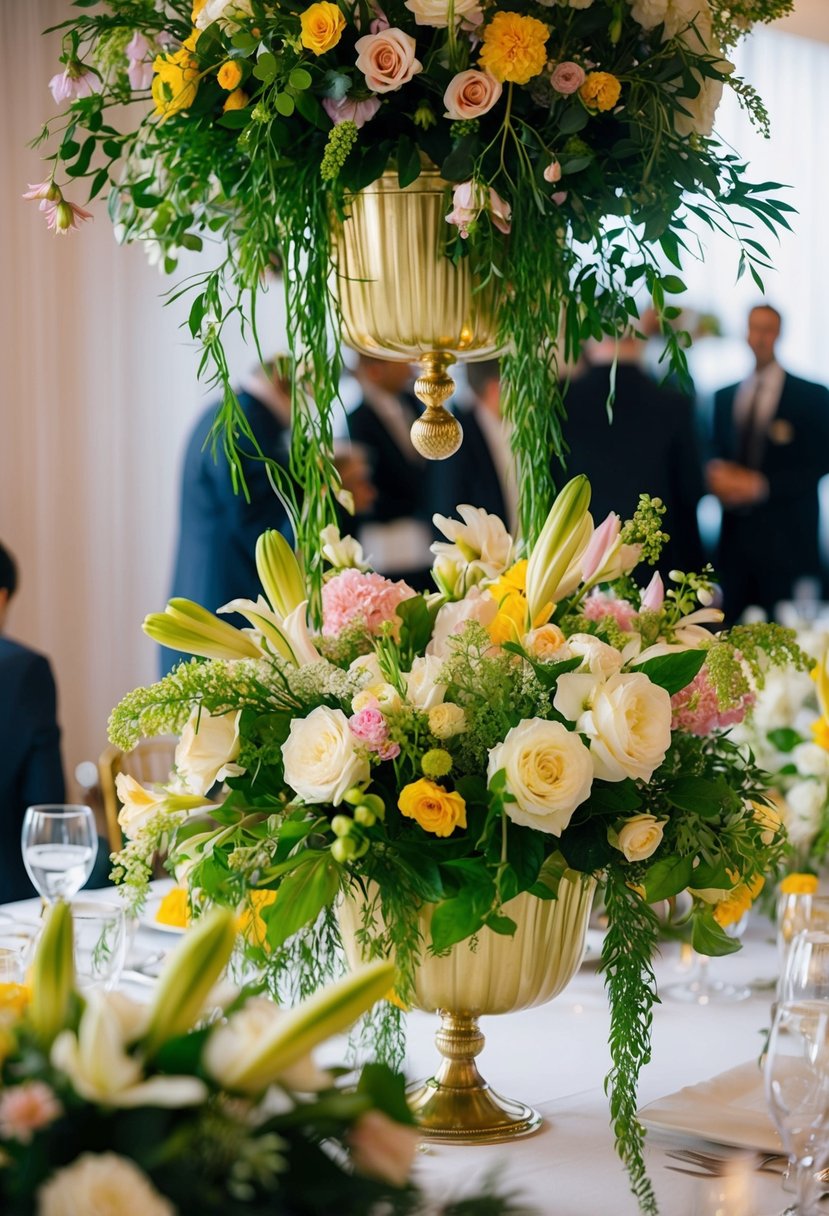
340,878,596,1144
331,169,505,460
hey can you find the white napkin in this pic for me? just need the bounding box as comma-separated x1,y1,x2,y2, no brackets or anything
638,1060,783,1153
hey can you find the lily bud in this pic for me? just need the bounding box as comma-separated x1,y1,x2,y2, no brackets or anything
143,598,261,660
525,476,592,619
641,571,665,612
256,530,306,617
29,901,75,1047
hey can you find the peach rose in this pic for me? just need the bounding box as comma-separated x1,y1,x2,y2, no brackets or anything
354,28,422,93
443,69,502,120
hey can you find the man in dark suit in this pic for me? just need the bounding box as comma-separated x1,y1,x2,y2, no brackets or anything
707,304,829,622
557,336,705,577
0,543,66,901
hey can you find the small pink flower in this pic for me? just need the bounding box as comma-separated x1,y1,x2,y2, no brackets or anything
551,61,585,95
640,571,664,613
445,181,510,238
671,667,754,736
349,706,400,760
370,8,391,32
126,31,154,91
551,191,568,206
22,180,60,210
42,197,93,235
322,95,382,128
49,66,97,104
322,569,415,638
0,1082,62,1144
543,158,562,184
488,186,511,235
349,1110,419,1186
582,591,637,632
354,28,422,93
443,69,502,121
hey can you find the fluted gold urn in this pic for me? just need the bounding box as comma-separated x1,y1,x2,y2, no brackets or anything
331,169,505,459
340,878,596,1143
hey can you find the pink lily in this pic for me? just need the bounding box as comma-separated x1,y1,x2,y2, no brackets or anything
42,198,93,234
581,512,641,586
640,571,665,612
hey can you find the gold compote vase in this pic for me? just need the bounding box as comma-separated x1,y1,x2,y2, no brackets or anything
331,167,504,460
340,877,596,1143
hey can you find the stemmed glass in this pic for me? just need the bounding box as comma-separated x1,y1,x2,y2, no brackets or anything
21,805,97,903
663,913,751,1005
765,1000,829,1215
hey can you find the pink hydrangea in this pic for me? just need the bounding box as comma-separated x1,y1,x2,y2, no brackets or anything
0,1081,62,1143
671,667,754,736
322,569,415,638
349,705,400,760
582,591,637,632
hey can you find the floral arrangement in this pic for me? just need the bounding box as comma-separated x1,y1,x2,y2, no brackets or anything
108,476,805,1212
0,903,527,1216
31,0,794,557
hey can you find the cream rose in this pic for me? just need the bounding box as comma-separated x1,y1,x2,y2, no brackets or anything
427,587,498,659
353,682,403,713
612,814,665,862
443,69,502,120
567,633,625,677
38,1153,176,1216
487,718,593,836
583,672,672,783
404,0,481,26
175,708,244,797
428,702,467,739
354,28,422,93
204,997,331,1094
524,623,567,661
282,706,370,806
405,655,447,709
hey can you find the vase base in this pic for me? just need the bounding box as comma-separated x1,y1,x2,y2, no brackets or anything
407,1077,543,1144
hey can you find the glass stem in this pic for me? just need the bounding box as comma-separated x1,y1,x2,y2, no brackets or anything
795,1156,817,1214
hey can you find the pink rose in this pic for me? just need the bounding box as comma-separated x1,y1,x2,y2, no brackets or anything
443,69,502,120
322,95,382,128
354,28,422,93
551,61,585,94
543,158,562,184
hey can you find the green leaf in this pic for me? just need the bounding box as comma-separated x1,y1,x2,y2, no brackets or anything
396,594,435,659
275,92,296,117
218,109,251,129
692,912,742,957
289,67,313,91
768,727,804,754
641,854,694,902
635,648,706,695
528,851,569,900
586,780,642,815
665,776,734,818
396,134,421,189
558,104,589,134
253,51,277,83
293,88,328,129
440,136,477,182
485,913,518,936
231,31,259,51
660,274,687,295
65,134,96,177
357,1063,413,1124
429,880,493,952
60,139,80,160
265,853,341,950
688,859,733,890
88,167,109,201
188,293,206,339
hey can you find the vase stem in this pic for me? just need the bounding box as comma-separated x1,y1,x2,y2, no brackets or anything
410,352,463,460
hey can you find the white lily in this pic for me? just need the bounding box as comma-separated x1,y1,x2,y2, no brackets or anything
218,596,320,666
143,598,262,661
115,773,210,839
255,530,306,617
431,505,513,581
320,524,368,571
525,476,593,619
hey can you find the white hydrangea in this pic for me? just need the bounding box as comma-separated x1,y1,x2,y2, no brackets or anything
784,780,827,849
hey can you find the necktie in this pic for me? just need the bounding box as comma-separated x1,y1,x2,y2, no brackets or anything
737,377,764,469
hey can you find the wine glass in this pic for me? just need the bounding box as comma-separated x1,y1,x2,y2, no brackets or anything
778,896,829,980
663,913,751,1005
21,805,97,903
765,1000,829,1214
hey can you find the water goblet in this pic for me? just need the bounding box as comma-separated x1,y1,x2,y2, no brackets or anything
21,805,97,903
777,895,829,986
70,901,127,991
765,1000,829,1215
663,913,751,1005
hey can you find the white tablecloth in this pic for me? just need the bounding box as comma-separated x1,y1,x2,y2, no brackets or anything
4,887,792,1216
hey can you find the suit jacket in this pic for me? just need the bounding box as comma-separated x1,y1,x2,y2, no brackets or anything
0,637,65,902
434,403,508,523
557,363,705,575
162,390,292,674
711,372,829,613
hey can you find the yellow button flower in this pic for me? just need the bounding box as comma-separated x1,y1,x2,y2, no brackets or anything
479,12,549,85
300,2,346,55
398,778,467,837
579,71,622,113
780,872,820,896
217,60,243,91
223,87,249,112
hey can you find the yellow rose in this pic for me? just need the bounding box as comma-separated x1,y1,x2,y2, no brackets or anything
779,872,820,896
300,1,346,55
479,12,549,85
398,778,467,837
223,87,248,111
217,60,243,90
712,873,764,928
579,71,622,113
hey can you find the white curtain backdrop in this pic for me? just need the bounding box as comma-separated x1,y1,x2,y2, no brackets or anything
1,5,827,786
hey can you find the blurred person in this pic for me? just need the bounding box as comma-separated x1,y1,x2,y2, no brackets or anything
0,542,66,901
556,332,705,576
707,304,829,622
346,355,435,590
163,358,373,674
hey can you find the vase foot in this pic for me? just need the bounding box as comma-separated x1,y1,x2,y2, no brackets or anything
408,1076,543,1144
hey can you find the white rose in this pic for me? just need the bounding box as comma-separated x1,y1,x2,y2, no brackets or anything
38,1153,175,1216
352,682,403,713
115,774,167,838
567,633,625,677
427,587,498,658
793,743,829,779
674,69,729,138
405,655,447,709
194,0,253,29
175,709,244,797
628,0,669,29
282,706,370,806
581,672,673,783
487,718,594,836
428,702,467,739
404,0,481,26
784,780,827,848
349,652,384,684
612,814,665,862
204,997,331,1094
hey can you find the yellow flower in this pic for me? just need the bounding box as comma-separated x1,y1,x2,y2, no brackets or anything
300,2,346,55
156,887,191,928
813,717,829,752
152,33,200,118
223,88,249,112
579,71,622,113
487,560,530,645
217,60,243,90
0,982,29,1018
712,873,764,928
780,872,820,896
479,12,549,85
398,778,467,837
192,0,208,19
238,889,278,950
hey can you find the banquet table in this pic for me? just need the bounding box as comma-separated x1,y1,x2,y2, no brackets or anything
3,885,798,1216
